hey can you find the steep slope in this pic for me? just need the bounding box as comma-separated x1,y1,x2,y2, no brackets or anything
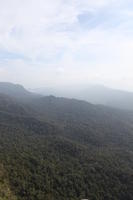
0,164,17,200
0,82,40,102
30,96,133,149
33,85,133,110
0,83,133,200
0,93,32,116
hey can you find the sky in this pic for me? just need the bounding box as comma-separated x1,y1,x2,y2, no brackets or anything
0,0,133,90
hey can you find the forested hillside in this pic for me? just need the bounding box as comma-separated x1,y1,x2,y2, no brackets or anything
0,83,133,200
33,84,133,111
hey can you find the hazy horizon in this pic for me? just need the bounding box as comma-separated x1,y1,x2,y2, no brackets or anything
0,0,133,91
1,81,133,94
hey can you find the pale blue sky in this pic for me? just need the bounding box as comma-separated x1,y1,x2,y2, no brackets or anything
0,0,133,90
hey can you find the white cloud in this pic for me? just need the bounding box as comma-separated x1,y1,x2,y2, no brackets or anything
0,0,133,90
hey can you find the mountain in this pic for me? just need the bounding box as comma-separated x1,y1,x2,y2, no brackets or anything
0,82,133,200
0,164,17,200
32,85,133,110
0,82,40,102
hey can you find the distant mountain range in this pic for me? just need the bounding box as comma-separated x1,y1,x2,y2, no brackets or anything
0,82,133,200
32,85,133,110
0,82,41,102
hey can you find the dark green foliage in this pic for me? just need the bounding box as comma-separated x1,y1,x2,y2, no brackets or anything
0,87,132,200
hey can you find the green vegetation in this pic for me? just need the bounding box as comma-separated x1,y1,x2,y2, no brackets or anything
0,84,133,200
0,164,17,200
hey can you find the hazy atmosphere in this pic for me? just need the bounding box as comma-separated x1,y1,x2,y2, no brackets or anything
0,0,133,90
1,1,133,200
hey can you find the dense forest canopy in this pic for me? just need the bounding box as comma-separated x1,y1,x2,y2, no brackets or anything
0,83,133,200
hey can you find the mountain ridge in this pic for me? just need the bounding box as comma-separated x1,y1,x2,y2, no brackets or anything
32,84,133,110
0,82,41,102
0,82,133,199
